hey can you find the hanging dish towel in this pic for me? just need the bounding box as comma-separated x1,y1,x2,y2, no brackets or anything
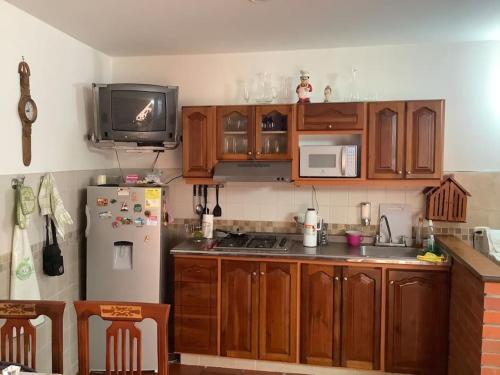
38,173,73,239
16,185,36,229
10,225,43,326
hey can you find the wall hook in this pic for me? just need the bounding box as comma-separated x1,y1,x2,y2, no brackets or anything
11,176,25,190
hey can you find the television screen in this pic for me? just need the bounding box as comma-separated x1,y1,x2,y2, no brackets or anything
111,90,166,132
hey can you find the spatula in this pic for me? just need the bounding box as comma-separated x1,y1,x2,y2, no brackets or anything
213,185,222,217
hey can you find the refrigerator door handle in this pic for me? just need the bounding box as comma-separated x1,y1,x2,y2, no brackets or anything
85,205,91,238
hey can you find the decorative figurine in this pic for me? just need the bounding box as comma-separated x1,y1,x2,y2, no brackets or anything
296,70,312,103
324,85,332,103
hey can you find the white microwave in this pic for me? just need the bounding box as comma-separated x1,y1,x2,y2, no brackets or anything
300,145,358,177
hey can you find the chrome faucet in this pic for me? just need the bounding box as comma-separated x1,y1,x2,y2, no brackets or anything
375,214,406,247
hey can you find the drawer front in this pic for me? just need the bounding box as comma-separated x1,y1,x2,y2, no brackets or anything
298,103,366,131
174,257,217,283
175,281,216,307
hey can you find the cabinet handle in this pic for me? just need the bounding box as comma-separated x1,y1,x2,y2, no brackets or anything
248,151,253,156
407,170,411,175
328,124,333,129
334,276,339,281
252,272,257,276
389,280,394,285
343,277,348,281
260,271,265,276
256,151,261,155
398,170,402,174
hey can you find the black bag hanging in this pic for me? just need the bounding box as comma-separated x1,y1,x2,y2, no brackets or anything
43,216,64,276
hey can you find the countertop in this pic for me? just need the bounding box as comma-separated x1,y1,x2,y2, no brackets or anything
437,235,500,281
172,237,451,267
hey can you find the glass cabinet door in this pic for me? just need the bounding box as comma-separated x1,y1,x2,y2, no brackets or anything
216,106,254,160
255,105,293,160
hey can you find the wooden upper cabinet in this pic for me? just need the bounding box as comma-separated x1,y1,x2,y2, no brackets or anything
182,107,215,178
386,270,449,375
174,257,218,355
216,106,255,160
300,264,341,367
221,260,259,359
255,105,294,160
406,100,444,179
297,103,366,131
368,102,405,179
341,267,381,370
259,262,297,363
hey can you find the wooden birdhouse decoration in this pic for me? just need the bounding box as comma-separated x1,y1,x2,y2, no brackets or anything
423,175,471,222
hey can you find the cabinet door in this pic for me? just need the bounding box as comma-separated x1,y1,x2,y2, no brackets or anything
368,102,405,179
341,267,381,370
259,262,298,362
406,100,444,179
386,270,449,375
255,105,294,160
182,107,215,178
174,257,218,355
221,260,259,359
300,264,341,366
216,106,255,160
297,103,366,131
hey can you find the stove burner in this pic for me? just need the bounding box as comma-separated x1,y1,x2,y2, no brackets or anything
217,234,249,248
246,236,277,249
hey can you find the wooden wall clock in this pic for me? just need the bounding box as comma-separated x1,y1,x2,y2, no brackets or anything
18,58,37,166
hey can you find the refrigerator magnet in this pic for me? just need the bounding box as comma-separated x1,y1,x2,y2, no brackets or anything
121,202,129,212
144,210,151,217
134,217,145,226
111,221,119,229
144,235,150,242
117,187,130,196
134,204,142,213
146,215,158,226
110,198,117,204
131,192,138,202
122,217,132,225
98,211,112,219
97,198,109,206
145,188,161,209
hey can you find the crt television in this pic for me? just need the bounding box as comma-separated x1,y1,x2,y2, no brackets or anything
93,83,179,146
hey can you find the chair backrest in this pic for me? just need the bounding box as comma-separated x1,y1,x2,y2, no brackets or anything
0,300,65,374
74,301,170,375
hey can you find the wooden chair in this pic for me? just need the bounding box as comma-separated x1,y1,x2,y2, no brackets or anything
74,300,170,375
0,300,65,374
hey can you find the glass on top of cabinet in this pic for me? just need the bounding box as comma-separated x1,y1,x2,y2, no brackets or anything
223,112,248,133
260,111,288,133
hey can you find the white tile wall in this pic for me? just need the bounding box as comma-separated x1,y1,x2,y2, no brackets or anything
168,179,427,226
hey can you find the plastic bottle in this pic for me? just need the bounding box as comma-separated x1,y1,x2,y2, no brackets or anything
427,219,435,252
415,217,423,248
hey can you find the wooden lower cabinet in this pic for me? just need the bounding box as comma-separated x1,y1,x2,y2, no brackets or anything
300,264,341,366
386,270,449,375
221,260,297,362
341,267,381,370
259,262,297,362
221,260,260,359
174,257,218,355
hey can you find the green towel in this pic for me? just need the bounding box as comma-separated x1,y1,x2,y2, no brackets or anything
16,185,35,229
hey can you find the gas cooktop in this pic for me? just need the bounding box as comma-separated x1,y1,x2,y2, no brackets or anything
215,233,290,252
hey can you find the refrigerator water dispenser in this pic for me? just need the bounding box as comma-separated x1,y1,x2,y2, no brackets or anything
113,241,133,270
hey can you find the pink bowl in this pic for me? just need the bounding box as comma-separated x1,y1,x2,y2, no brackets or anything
346,231,362,247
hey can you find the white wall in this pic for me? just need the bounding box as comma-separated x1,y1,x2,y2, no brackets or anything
112,40,500,172
0,0,115,175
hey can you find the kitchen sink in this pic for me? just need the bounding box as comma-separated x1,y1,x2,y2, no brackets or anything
359,245,423,259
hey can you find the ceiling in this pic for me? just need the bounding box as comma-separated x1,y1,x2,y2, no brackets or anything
6,0,500,56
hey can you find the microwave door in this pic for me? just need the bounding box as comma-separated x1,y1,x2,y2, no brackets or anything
307,150,341,177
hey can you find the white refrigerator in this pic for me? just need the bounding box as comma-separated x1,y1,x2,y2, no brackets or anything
85,185,170,372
